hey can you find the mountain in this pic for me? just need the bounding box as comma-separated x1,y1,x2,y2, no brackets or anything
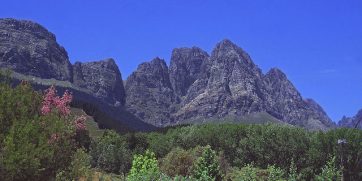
0,18,155,132
125,40,335,130
0,18,336,131
0,18,72,81
125,57,177,126
73,58,126,106
338,109,362,129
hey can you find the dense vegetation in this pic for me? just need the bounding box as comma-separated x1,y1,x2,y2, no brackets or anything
0,71,361,180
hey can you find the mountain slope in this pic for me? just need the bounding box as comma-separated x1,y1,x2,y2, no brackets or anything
0,18,155,132
0,18,336,131
126,39,335,130
338,109,362,129
0,18,72,81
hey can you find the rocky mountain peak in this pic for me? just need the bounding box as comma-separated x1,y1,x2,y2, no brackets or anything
132,57,171,89
0,18,337,131
169,47,209,96
100,58,119,69
263,68,335,129
0,18,56,40
211,39,255,68
265,68,287,80
264,68,301,99
339,109,362,129
72,58,126,106
125,57,176,126
137,57,168,73
0,18,72,81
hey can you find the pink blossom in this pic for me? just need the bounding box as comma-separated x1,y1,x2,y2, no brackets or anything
41,86,72,116
41,86,57,115
74,115,87,131
41,105,51,115
56,90,72,116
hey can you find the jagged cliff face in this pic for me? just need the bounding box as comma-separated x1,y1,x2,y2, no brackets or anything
0,18,73,81
0,18,153,132
0,18,336,130
263,69,335,129
125,40,335,130
125,58,176,126
175,40,267,121
169,47,209,97
72,58,126,106
0,18,125,107
338,109,362,129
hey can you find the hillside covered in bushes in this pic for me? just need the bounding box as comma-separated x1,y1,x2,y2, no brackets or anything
0,71,361,180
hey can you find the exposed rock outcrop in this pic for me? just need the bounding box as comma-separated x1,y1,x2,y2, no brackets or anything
169,47,209,96
174,39,267,121
338,109,362,129
126,39,335,130
72,58,126,106
125,57,176,126
0,18,73,81
0,18,154,132
263,68,335,130
0,18,337,131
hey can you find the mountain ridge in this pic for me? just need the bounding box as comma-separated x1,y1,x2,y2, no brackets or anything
124,39,335,130
338,109,362,129
0,18,337,131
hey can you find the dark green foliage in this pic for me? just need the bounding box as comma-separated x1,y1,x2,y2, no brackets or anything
0,78,91,180
140,123,362,180
90,130,131,174
1,117,52,181
55,148,92,180
237,124,310,170
1,70,361,180
74,129,92,150
125,132,149,154
0,81,42,149
160,147,195,177
0,81,51,181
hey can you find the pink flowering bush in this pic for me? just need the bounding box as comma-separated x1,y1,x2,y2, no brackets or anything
1,78,91,180
41,86,72,116
41,86,86,132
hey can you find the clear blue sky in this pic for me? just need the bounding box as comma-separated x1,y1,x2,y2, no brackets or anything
1,0,361,121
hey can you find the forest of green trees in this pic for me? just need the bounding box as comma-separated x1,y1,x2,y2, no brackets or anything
0,71,361,181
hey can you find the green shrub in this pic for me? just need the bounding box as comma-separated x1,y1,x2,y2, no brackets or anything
288,159,299,181
90,130,131,174
160,147,195,177
127,150,161,181
55,149,91,181
70,149,92,179
0,82,91,180
225,164,259,181
267,165,285,181
192,145,222,181
315,156,342,181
